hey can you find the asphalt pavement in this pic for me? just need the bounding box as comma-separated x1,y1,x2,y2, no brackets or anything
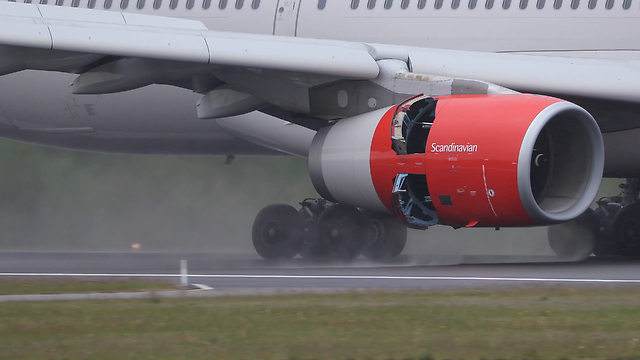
1,251,640,291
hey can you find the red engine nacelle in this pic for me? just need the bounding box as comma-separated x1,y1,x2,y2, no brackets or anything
308,94,604,228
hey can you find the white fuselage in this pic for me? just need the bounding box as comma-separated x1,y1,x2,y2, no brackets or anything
0,0,638,174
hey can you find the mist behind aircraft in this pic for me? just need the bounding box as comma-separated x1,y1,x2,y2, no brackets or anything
0,139,620,257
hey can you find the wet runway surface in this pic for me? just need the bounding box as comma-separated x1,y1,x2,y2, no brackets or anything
1,251,640,290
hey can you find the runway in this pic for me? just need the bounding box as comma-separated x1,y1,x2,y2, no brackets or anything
1,251,640,290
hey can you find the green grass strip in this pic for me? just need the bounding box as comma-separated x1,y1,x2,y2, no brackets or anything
1,287,640,359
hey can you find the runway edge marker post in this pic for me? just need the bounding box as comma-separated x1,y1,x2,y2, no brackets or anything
180,260,188,287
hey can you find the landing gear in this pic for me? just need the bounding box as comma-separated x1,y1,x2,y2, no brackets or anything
251,204,303,259
362,215,408,261
592,179,640,257
252,199,408,261
578,178,640,258
313,204,368,260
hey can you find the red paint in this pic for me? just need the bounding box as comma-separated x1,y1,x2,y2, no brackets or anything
369,106,411,211
369,94,563,228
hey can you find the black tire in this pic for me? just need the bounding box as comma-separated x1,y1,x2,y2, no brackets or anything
614,203,640,257
547,208,598,261
316,204,367,261
362,215,407,261
252,204,303,259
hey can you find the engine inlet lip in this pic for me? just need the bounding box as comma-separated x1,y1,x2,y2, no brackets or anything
517,101,604,224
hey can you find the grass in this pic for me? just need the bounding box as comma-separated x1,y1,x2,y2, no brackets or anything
0,277,176,295
1,287,640,359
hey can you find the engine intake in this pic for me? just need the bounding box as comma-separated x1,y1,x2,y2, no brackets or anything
308,94,604,228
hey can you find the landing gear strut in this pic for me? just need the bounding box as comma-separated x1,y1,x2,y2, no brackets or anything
252,199,408,261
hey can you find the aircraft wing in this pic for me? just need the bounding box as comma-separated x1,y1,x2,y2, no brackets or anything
0,2,378,78
1,1,640,119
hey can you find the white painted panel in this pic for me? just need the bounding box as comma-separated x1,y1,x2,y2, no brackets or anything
198,0,277,35
0,1,43,17
296,0,640,56
0,16,51,49
122,12,207,30
48,24,210,63
38,4,125,24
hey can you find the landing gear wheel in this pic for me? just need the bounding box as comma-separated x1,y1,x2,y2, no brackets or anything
547,209,598,261
614,203,640,257
314,204,367,261
252,204,303,259
362,216,407,261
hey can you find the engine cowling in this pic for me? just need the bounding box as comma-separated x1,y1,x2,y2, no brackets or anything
308,94,604,228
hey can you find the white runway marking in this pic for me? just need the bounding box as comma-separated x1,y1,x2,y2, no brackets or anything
1,273,640,284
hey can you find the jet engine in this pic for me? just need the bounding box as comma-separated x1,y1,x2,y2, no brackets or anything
308,94,604,229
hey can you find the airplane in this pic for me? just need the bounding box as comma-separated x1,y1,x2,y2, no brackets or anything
0,0,637,261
